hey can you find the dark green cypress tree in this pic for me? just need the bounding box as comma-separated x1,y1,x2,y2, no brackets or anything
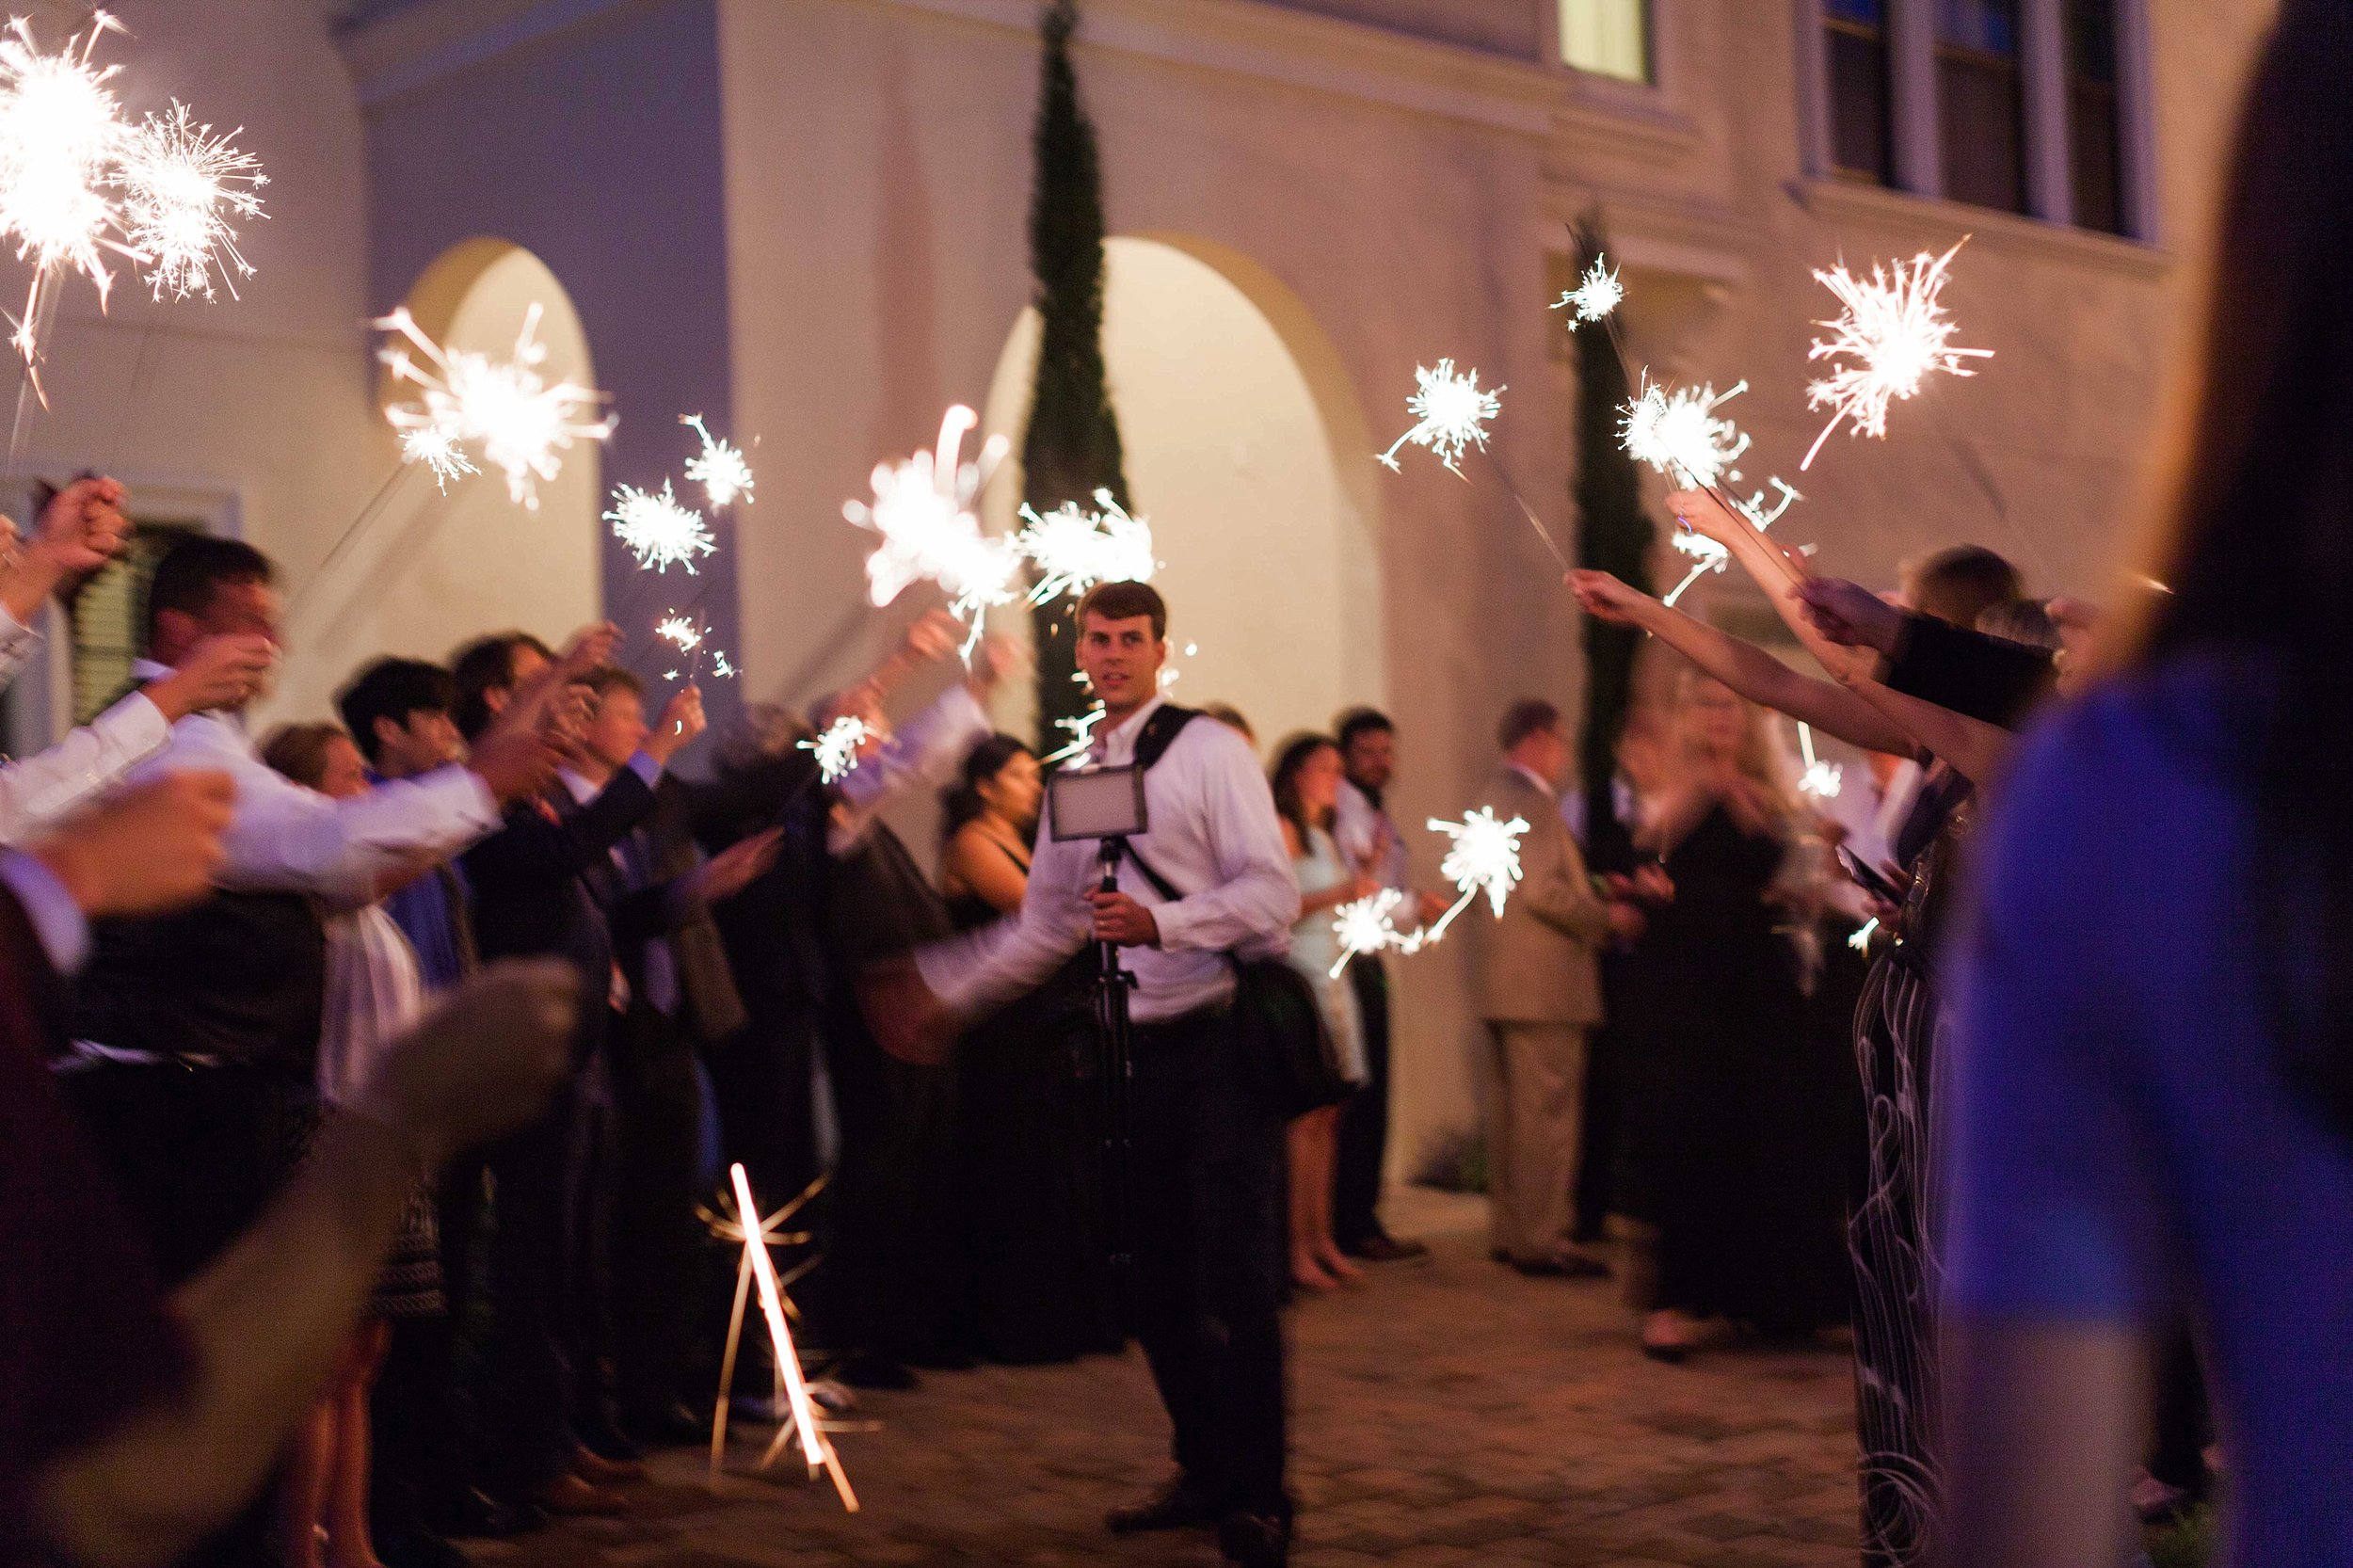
1570,215,1656,805
1022,0,1132,751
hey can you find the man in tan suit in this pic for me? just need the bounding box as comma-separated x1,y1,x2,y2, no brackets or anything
1472,699,1641,1277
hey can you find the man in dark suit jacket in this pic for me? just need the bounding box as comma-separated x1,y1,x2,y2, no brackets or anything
452,667,702,1520
564,668,772,1444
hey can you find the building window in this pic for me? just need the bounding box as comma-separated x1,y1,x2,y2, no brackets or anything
68,520,197,723
1935,0,2027,214
1824,0,1895,185
2064,0,2125,234
1561,0,1650,85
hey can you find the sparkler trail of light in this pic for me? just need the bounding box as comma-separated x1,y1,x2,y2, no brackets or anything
703,1170,824,1475
1620,374,1752,491
1551,256,1624,329
844,405,1017,658
116,101,265,303
1422,808,1529,944
1375,360,1503,476
1016,488,1156,605
0,11,136,400
799,715,874,785
607,479,715,573
1044,703,1107,766
1801,240,1993,471
1849,917,1880,954
399,425,475,491
1797,722,1844,799
727,1164,856,1510
681,412,753,509
1328,888,1428,980
376,303,615,510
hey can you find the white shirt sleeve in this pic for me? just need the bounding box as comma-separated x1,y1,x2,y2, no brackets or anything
915,811,1093,1016
130,714,501,908
839,683,991,811
1148,727,1301,957
0,690,172,844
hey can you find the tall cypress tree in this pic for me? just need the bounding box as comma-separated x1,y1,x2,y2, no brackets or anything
1570,215,1655,803
1022,0,1131,751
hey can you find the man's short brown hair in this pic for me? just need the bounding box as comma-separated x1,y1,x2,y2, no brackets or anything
583,665,644,702
1901,545,2023,629
1074,580,1167,641
1497,697,1561,753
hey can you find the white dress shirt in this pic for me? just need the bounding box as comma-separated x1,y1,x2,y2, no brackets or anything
917,696,1301,1024
0,847,88,972
124,658,502,911
0,607,175,843
0,604,41,696
829,683,993,855
1333,777,1410,893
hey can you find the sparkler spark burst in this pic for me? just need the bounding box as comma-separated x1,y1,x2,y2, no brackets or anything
1849,917,1880,953
681,412,753,509
117,101,265,303
1328,888,1427,979
0,11,135,393
654,615,704,653
1376,359,1503,476
1797,722,1844,799
1620,375,1752,490
844,406,1018,656
1552,257,1624,328
607,479,716,574
1801,240,1993,470
799,715,874,785
1423,808,1529,943
1016,488,1157,606
398,424,477,491
376,303,615,510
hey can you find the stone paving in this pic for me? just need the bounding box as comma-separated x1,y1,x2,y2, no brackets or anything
467,1191,1860,1568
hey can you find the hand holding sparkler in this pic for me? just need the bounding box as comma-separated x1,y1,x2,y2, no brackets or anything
647,684,706,760
6,475,129,619
1795,577,1906,655
1666,488,1810,592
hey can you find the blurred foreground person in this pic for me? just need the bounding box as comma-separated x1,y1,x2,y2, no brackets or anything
1,772,580,1566
1944,8,2353,1565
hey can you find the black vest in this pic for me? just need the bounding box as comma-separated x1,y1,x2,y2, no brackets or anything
73,889,328,1075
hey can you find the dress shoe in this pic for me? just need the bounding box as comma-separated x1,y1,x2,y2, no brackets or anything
1342,1233,1429,1263
836,1352,920,1391
535,1472,631,1517
1217,1510,1292,1567
624,1400,711,1448
1511,1251,1610,1280
1106,1475,1219,1536
436,1489,546,1540
573,1445,647,1485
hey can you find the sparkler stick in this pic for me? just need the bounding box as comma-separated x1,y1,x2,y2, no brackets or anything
726,1164,856,1510
1473,445,1571,571
1422,808,1529,944
1801,240,1993,471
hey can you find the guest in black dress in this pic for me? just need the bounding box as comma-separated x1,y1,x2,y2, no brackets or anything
938,735,1112,1363
1620,673,1845,1361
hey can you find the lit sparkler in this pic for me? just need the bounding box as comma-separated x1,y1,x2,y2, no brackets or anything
1329,888,1427,980
844,405,1018,657
1422,808,1529,943
0,11,135,394
1016,488,1156,605
1552,256,1624,329
607,478,715,573
1376,359,1503,476
376,303,615,510
724,1164,856,1510
1620,374,1752,491
1849,917,1880,954
799,714,873,785
116,101,265,303
1801,240,1993,470
1797,722,1843,799
398,424,476,490
681,412,753,509
652,610,735,687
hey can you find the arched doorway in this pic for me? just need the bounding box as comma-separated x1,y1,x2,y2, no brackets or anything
978,235,1384,749
292,238,603,682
